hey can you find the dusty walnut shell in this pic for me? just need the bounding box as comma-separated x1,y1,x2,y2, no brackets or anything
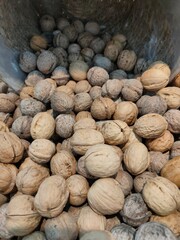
37,50,57,74
164,109,180,134
68,43,81,55
0,81,8,93
0,132,24,163
161,156,180,187
22,231,46,240
28,139,56,164
19,51,37,73
0,93,16,113
157,87,180,109
77,206,106,237
104,42,119,62
148,151,169,174
115,170,133,196
69,60,89,81
134,113,168,139
72,19,84,33
52,47,68,67
171,141,180,158
74,80,91,94
111,223,135,240
50,150,76,179
67,174,89,206
89,86,102,100
63,25,78,42
85,21,100,35
122,127,142,151
25,70,45,87
88,178,125,215
40,15,56,32
20,97,46,117
134,58,149,74
112,33,127,46
34,175,69,218
0,204,13,239
30,35,48,52
68,52,84,63
90,37,105,54
91,97,116,120
53,32,69,49
77,156,96,179
6,194,41,236
87,66,109,86
117,50,137,71
57,85,74,97
80,230,114,240
11,116,32,139
124,142,150,175
74,93,92,112
121,79,143,102
74,118,96,132
51,91,74,113
68,205,84,223
56,113,75,138
19,157,48,172
142,176,180,216
102,79,123,99
134,171,157,193
70,128,104,155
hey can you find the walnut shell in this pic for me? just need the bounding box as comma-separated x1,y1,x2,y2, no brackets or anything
164,109,180,134
134,171,157,193
121,79,143,102
104,42,119,62
142,176,180,215
117,50,137,71
134,58,149,74
172,73,180,87
74,93,92,112
68,43,81,54
28,139,56,164
148,61,171,77
77,155,96,179
74,80,91,94
78,32,94,48
22,231,46,240
115,170,133,196
105,217,120,231
157,87,180,109
90,37,105,54
30,35,48,52
52,47,68,67
110,69,127,80
40,15,55,32
57,85,74,97
6,195,41,236
85,21,100,35
56,113,75,138
19,157,48,172
0,120,9,132
89,86,102,100
69,60,89,81
88,178,124,215
0,82,8,93
93,55,113,72
63,25,78,42
0,204,14,239
20,86,34,99
50,91,74,113
16,166,50,195
77,206,106,237
161,156,180,187
122,127,142,151
19,51,37,73
141,69,169,91
53,32,69,49
0,132,24,163
148,151,169,174
57,17,70,30
81,48,94,62
34,176,69,218
80,230,114,240
0,194,7,207
50,150,76,179
11,116,32,139
111,223,135,240
134,113,168,139
20,98,46,117
171,141,180,158
124,142,150,175
74,118,96,132
72,19,84,33
0,93,15,113
87,66,109,86
68,205,84,223
91,97,116,120
112,33,127,46
51,66,70,86
102,79,123,99
25,70,45,87
75,111,92,121
37,51,57,74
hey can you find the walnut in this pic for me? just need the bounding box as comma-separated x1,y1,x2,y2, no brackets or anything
77,206,106,237
74,93,92,112
63,25,78,42
40,15,56,32
148,61,171,77
68,53,84,63
74,80,91,94
134,58,149,74
0,163,17,194
30,35,48,52
93,55,113,72
53,32,69,49
69,60,89,81
57,85,74,97
146,130,174,152
134,171,157,193
81,230,114,240
161,156,180,187
50,150,76,179
141,69,169,91
74,118,96,132
89,86,102,100
164,109,180,134
90,37,105,54
171,141,180,158
70,129,104,155
142,176,180,215
51,66,70,86
136,95,167,116
44,211,78,240
78,32,95,48
0,93,16,113
134,113,168,139
85,21,100,35
104,42,119,62
19,51,37,73
34,175,69,218
37,50,57,74
0,194,7,207
20,86,34,99
57,17,70,30
22,231,46,240
34,78,56,103
72,19,84,33
157,87,180,109
172,73,180,87
77,156,96,179
68,43,81,54
112,33,127,47
81,48,94,62
87,66,109,86
117,50,137,71
19,157,48,172
56,113,75,138
148,151,169,174
110,69,127,80
0,204,13,239
122,127,142,151
115,170,133,196
6,194,41,236
28,139,56,164
25,70,45,87
111,223,135,240
51,90,74,113
75,111,93,121
121,79,143,102
124,142,150,175
52,47,68,67
88,178,124,215
105,217,120,231
101,79,123,99
11,116,32,139
20,97,46,117
91,97,116,120
30,112,55,139
0,120,9,132
68,205,84,223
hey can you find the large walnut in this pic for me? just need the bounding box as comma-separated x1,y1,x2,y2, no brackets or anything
74,118,96,132
74,93,92,112
69,61,89,81
157,87,180,109
102,79,123,99
117,50,137,71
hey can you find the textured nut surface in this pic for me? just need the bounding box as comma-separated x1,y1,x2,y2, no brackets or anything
90,37,105,54
22,231,46,240
0,93,16,113
80,230,114,240
102,79,123,99
164,109,180,134
87,67,109,86
111,223,135,240
56,113,75,138
25,70,45,87
20,86,34,99
20,98,46,117
34,175,69,218
157,87,180,109
134,171,157,193
105,216,120,231
74,93,92,112
171,141,180,158
69,61,89,81
40,15,55,32
117,50,137,71
0,204,13,239
19,51,37,73
75,111,92,121
51,91,74,113
11,116,32,139
88,178,125,215
77,156,96,179
149,61,171,77
85,21,100,35
115,170,133,196
63,25,78,42
121,79,143,102
37,51,57,74
104,42,119,62
89,86,102,100
148,151,169,174
74,118,96,132
53,32,69,49
74,80,91,94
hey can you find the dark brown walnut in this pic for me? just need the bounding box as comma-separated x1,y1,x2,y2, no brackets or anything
117,50,137,71
40,14,56,32
74,93,92,112
51,66,70,86
171,141,180,158
87,66,109,86
134,222,177,240
20,98,46,117
134,58,149,74
56,113,76,138
148,151,169,174
25,70,45,87
57,17,70,31
19,51,37,73
52,47,68,67
164,109,180,134
0,93,16,113
37,50,57,74
0,204,14,239
53,32,69,49
115,170,133,196
134,171,157,193
11,116,32,139
30,35,48,52
78,32,95,48
120,193,152,227
0,132,24,163
50,91,74,113
111,223,136,240
63,25,78,42
121,79,143,102
90,37,105,54
72,19,84,34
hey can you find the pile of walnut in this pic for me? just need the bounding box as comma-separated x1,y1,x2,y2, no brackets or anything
0,14,180,240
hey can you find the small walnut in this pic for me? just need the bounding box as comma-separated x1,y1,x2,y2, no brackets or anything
142,176,180,215
117,50,137,71
63,25,78,42
68,205,84,223
69,60,89,81
54,32,70,48
20,97,46,117
157,87,180,109
34,175,69,218
87,66,109,86
146,130,174,152
134,171,157,193
19,157,48,172
75,111,93,121
136,95,167,116
105,217,120,231
164,109,180,134
81,230,114,240
51,90,74,113
90,37,105,54
148,61,171,77
40,15,56,32
172,73,180,87
57,17,70,30
44,211,78,240
74,93,92,112
74,118,96,132
57,85,74,97
110,69,127,80
161,156,180,187
89,86,102,100
52,47,68,67
0,163,17,194
104,42,119,62
91,97,116,120
111,223,135,240
68,43,81,55
134,58,149,74
101,79,123,99
30,35,48,52
74,80,91,94
51,66,70,86
134,113,168,139
11,116,32,139
37,50,57,74
56,113,75,138
88,178,125,215
121,79,143,102
0,204,14,239
148,151,169,174
113,101,138,125
25,70,45,87
0,93,16,113
77,156,96,179
85,21,100,35
141,69,169,91
81,48,94,62
72,19,84,33
19,51,37,73
50,150,76,179
22,231,46,240
171,141,180,158
124,142,150,175
68,53,84,63
115,170,133,196
77,206,106,237
78,32,94,48
112,33,127,47
28,139,56,164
